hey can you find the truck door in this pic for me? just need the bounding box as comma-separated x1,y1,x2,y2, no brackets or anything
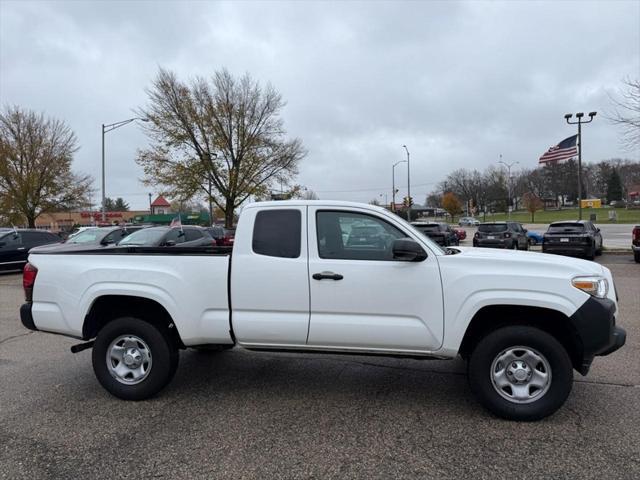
307,207,444,352
230,206,310,346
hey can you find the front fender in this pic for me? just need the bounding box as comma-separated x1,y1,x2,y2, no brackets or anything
439,288,586,355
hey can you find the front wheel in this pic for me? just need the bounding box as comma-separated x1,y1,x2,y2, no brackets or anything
634,251,640,263
92,317,179,400
468,326,573,421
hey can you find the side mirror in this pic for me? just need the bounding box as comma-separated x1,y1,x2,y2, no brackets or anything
392,238,427,262
596,228,600,233
101,239,115,246
164,240,176,247
523,229,528,233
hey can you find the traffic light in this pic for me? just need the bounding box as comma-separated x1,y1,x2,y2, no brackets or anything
408,196,414,207
403,196,409,207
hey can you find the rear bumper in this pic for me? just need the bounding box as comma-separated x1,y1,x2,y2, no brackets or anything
569,296,626,374
20,302,38,331
543,244,589,255
473,239,512,248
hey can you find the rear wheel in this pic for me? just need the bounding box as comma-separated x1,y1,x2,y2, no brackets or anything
635,251,640,263
468,326,573,421
92,317,179,400
586,244,596,261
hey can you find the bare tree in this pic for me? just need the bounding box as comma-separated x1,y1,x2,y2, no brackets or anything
607,78,640,149
0,106,93,227
136,68,306,227
522,192,544,222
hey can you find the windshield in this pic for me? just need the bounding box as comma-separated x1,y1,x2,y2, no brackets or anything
548,223,585,233
479,224,508,233
414,224,442,232
119,228,167,246
67,228,108,244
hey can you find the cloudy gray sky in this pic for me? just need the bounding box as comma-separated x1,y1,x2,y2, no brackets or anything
1,0,638,209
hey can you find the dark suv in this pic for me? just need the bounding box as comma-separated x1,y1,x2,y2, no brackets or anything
473,222,528,250
542,220,602,260
118,226,215,247
0,228,61,272
411,222,459,246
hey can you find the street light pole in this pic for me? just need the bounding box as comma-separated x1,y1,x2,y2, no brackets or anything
498,156,519,220
565,111,596,221
402,145,411,221
101,117,149,222
392,160,407,211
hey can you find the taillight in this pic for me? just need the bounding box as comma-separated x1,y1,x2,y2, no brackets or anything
504,232,511,238
23,262,38,302
474,232,480,238
633,227,640,241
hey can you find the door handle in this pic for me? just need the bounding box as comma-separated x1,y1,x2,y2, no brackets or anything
17,247,26,251
312,271,344,281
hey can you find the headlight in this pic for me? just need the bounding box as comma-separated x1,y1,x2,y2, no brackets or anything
572,276,609,298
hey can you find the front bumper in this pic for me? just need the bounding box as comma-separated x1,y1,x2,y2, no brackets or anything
20,302,38,331
569,296,626,374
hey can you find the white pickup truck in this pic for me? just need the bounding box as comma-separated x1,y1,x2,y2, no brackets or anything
20,201,625,420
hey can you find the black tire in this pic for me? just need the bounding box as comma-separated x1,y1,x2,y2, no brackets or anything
468,326,573,421
586,244,596,261
635,251,640,263
528,237,537,246
92,317,179,400
512,241,518,250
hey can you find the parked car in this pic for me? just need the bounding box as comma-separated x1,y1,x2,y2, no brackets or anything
119,226,216,248
459,217,480,226
33,226,146,252
20,200,626,421
526,230,544,246
0,228,61,272
411,222,459,246
453,228,467,241
542,221,603,260
632,225,639,263
206,226,235,247
473,222,529,250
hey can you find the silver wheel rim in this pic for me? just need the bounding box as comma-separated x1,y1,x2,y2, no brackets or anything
490,346,551,404
106,335,153,385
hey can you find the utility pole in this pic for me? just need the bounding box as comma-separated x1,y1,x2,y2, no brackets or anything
498,155,518,220
402,145,411,221
148,193,152,213
101,117,149,222
565,112,597,220
392,160,407,211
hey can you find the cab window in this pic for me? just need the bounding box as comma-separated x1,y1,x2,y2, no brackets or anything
316,211,406,261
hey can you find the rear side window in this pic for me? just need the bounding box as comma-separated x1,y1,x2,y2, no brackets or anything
252,209,301,258
184,229,203,242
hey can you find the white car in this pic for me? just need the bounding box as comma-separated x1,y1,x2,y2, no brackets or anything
20,201,625,421
459,216,480,226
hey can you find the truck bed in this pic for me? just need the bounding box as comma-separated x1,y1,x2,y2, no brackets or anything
28,247,233,346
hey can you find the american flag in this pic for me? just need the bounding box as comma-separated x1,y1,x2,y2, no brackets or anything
539,134,578,164
169,215,182,229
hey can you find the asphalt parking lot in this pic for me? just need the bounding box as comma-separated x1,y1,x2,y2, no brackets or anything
1,255,638,479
